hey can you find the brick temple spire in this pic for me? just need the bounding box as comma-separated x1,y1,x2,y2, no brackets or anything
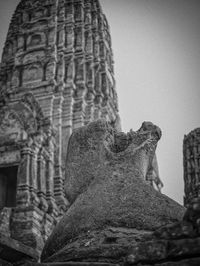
0,0,119,130
0,0,119,256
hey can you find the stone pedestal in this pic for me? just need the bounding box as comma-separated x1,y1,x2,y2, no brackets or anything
11,206,44,250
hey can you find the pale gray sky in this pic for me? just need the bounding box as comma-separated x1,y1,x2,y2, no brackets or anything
1,0,200,204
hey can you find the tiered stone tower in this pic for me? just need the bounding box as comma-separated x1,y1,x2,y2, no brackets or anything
0,0,119,256
183,128,200,206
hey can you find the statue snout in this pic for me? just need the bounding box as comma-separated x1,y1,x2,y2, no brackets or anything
154,126,162,140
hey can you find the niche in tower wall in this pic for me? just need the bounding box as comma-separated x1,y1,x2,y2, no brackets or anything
29,34,42,47
45,60,56,81
17,35,26,52
85,30,93,55
27,33,46,49
22,63,43,84
65,25,74,50
2,42,13,61
33,8,45,19
74,2,84,22
23,51,45,65
74,26,84,52
65,56,74,82
0,166,18,208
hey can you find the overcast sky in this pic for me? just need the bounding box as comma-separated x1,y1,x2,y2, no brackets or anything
0,0,200,204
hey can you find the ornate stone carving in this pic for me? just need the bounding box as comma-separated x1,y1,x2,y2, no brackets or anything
45,60,56,82
33,8,45,20
27,33,46,49
64,55,74,83
0,110,26,144
22,51,45,65
22,63,43,84
65,25,74,51
0,93,59,252
74,25,84,52
0,0,119,133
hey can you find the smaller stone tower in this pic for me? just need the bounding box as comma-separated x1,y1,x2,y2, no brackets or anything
183,128,200,206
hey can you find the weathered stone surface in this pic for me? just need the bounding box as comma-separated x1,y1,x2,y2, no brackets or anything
0,94,59,253
139,258,200,266
154,197,200,241
124,203,200,265
0,208,12,237
183,128,200,206
26,263,119,266
0,233,39,264
0,259,12,266
41,120,184,262
126,237,200,265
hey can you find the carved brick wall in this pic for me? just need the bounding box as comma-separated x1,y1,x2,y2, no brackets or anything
0,0,119,207
0,0,118,124
0,0,119,254
0,94,59,252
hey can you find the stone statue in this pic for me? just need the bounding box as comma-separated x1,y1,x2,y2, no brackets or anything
41,120,185,263
110,117,163,191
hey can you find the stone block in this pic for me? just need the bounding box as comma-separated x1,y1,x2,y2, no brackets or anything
11,206,44,250
0,234,39,263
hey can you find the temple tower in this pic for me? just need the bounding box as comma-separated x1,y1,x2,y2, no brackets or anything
0,0,119,257
183,128,200,207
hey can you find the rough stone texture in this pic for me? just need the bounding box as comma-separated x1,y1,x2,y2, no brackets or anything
26,263,119,266
0,233,39,264
0,208,12,237
0,259,12,266
183,128,200,206
122,198,200,265
136,259,200,266
41,120,184,263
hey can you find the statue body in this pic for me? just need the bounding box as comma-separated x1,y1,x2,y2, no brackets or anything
41,120,184,263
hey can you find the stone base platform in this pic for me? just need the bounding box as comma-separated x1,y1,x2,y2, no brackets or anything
24,258,200,266
0,233,39,265
26,263,119,266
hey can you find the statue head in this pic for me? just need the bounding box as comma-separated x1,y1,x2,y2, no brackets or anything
64,120,162,204
138,121,162,139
